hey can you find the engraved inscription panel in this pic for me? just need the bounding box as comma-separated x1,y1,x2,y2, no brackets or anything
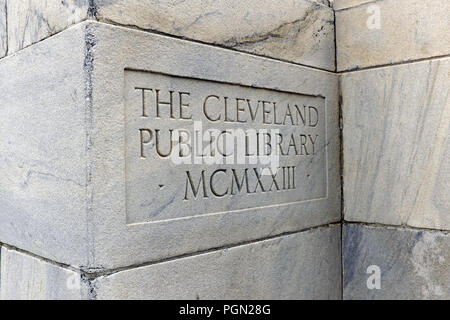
125,70,327,224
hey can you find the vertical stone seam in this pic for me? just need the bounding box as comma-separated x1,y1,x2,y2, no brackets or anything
339,73,345,300
338,81,343,219
4,0,7,56
83,22,97,300
82,274,97,300
83,6,99,298
340,222,344,299
334,5,345,298
333,7,337,72
87,0,98,20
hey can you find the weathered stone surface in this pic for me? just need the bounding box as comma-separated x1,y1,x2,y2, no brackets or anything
4,0,335,70
333,0,374,10
0,246,88,300
0,0,6,57
342,57,450,230
0,21,340,271
344,224,450,300
336,0,450,71
95,0,335,70
315,0,331,6
0,25,90,267
93,225,341,299
7,0,89,54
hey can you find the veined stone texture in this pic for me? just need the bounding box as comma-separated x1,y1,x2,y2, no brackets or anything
316,0,331,6
0,21,340,270
1,0,335,70
342,57,450,230
0,0,447,302
336,0,450,71
0,0,6,57
344,224,450,300
0,24,89,267
93,226,341,300
7,0,90,54
94,0,335,70
333,0,374,10
0,246,88,300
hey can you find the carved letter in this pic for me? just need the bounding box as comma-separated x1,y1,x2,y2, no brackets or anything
139,128,153,158
155,129,173,157
184,170,207,200
210,169,228,197
155,89,174,118
231,168,250,194
253,168,265,193
203,95,221,122
300,134,309,155
308,106,319,127
294,105,307,126
308,134,318,155
179,92,192,120
236,98,247,123
135,87,153,117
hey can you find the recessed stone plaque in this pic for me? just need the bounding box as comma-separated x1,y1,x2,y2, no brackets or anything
125,70,327,224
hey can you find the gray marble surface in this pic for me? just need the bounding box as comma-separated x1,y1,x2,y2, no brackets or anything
6,0,89,54
92,225,341,299
1,0,335,70
0,246,89,300
0,21,340,271
95,0,335,70
0,24,89,267
344,224,450,299
0,226,340,299
0,0,6,57
336,0,450,71
333,0,375,10
343,57,450,230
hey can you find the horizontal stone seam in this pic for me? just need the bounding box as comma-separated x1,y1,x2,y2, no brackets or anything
0,222,341,279
337,53,450,74
333,0,380,12
0,242,82,275
0,14,336,73
343,220,450,234
86,222,342,279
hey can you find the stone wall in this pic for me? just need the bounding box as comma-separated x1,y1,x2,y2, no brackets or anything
0,0,448,300
336,0,449,299
0,0,341,300
1,0,335,70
